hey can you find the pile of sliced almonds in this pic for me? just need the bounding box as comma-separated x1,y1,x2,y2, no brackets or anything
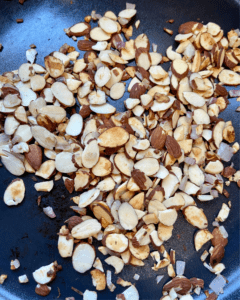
1,2,240,299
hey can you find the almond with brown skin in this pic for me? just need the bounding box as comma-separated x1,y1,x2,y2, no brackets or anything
35,284,51,297
64,178,74,194
77,40,96,51
25,144,42,170
150,126,166,150
129,83,146,99
210,244,225,266
163,277,192,295
79,105,91,119
165,135,182,158
65,216,83,231
178,21,201,34
131,169,146,190
211,227,228,247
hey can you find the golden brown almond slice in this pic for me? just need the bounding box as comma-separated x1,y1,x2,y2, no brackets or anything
51,82,75,107
114,153,134,176
183,206,208,229
118,202,138,230
135,48,151,70
82,139,99,169
129,240,150,260
171,59,189,79
134,33,150,50
90,27,112,41
200,32,215,50
134,158,159,176
218,69,240,86
193,109,210,125
105,233,128,253
44,56,64,78
90,269,106,291
110,82,125,100
68,22,91,37
212,121,225,148
205,160,223,174
3,179,25,206
129,256,145,267
194,229,213,251
92,157,112,177
98,127,129,148
158,209,178,226
158,223,173,241
105,256,124,274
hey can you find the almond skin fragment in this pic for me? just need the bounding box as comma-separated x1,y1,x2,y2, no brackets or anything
165,135,182,158
25,144,42,170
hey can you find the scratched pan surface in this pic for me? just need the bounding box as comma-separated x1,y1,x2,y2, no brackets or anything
0,0,239,299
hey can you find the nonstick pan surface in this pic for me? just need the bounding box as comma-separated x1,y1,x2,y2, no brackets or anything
0,0,239,299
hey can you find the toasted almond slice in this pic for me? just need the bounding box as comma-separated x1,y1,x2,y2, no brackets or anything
72,219,101,239
105,233,128,253
188,164,204,186
14,124,32,143
116,285,139,300
114,153,134,177
216,203,230,222
33,262,58,285
65,114,83,137
90,103,116,114
38,106,66,124
163,193,185,210
19,86,37,107
18,63,32,82
4,115,20,135
119,8,137,19
166,46,182,60
129,256,145,267
183,206,208,229
105,67,123,89
110,82,125,100
95,67,111,87
171,59,189,79
118,203,138,230
44,56,64,78
183,92,205,107
55,152,77,173
205,160,223,174
1,151,25,176
30,75,46,92
4,94,21,108
158,223,173,241
89,90,106,105
51,82,75,107
90,269,106,291
35,160,55,179
194,229,213,251
98,127,129,148
162,173,179,199
193,109,210,125
150,52,162,66
134,158,159,176
72,243,96,273
4,179,25,206
105,256,124,274
68,22,91,37
200,32,215,50
82,139,99,168
31,126,56,150
207,22,221,36
158,209,178,226
34,181,54,192
97,177,115,192
78,188,100,208
149,65,168,80
218,69,240,86
151,97,175,112
212,121,224,148
92,41,108,51
58,226,74,258
92,157,112,177
135,48,151,70
90,27,112,41
129,241,150,260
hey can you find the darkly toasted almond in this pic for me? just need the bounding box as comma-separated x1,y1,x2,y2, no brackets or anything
98,127,129,148
163,277,192,295
165,135,182,158
150,126,166,150
129,83,146,99
77,40,96,51
25,144,42,170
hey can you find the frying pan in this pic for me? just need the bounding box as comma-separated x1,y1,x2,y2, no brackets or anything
0,0,239,299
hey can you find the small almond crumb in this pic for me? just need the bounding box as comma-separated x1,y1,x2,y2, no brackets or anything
0,43,2,51
16,19,24,23
135,20,140,29
29,44,36,48
72,36,77,41
225,180,230,186
84,15,91,23
10,259,20,270
162,56,170,63
167,19,174,23
133,274,140,280
237,97,240,102
117,278,132,287
0,274,7,284
164,27,173,35
18,274,29,283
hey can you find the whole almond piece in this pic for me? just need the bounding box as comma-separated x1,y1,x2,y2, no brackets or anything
150,127,166,150
165,135,182,158
25,144,42,170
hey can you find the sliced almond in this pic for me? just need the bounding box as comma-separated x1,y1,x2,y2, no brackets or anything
171,59,189,79
105,256,124,274
44,56,64,78
3,179,25,206
51,82,75,107
105,233,128,253
90,27,112,41
194,229,213,251
118,202,138,230
68,22,91,37
183,206,208,229
72,243,96,273
98,127,129,148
